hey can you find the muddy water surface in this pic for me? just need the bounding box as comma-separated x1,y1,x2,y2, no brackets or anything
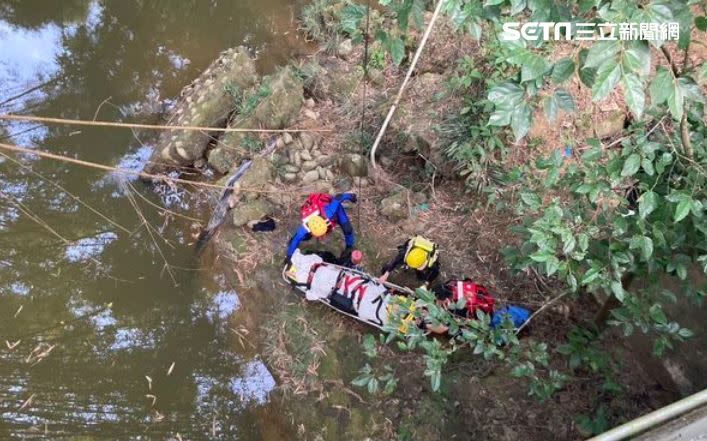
0,1,306,439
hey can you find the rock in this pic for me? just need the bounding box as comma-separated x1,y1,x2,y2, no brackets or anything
207,147,236,175
145,47,257,173
300,149,313,161
317,166,327,179
302,170,320,184
325,169,335,181
276,137,286,149
334,177,352,192
311,181,334,193
235,157,273,201
302,160,318,172
231,199,274,227
367,68,385,86
284,164,300,173
264,184,292,207
338,39,353,59
283,172,298,183
305,98,316,108
193,158,206,169
293,151,302,168
595,110,626,139
313,57,364,101
299,133,317,151
380,192,410,221
316,155,336,167
340,153,368,177
283,132,294,144
253,66,304,129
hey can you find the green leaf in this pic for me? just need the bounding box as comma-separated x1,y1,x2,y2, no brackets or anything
610,280,625,302
678,77,705,103
555,89,576,111
339,4,366,35
639,191,658,219
511,102,532,141
488,82,524,105
621,73,645,119
674,198,693,222
696,16,707,31
388,37,406,66
545,256,560,276
592,61,621,101
584,40,619,69
678,328,694,338
649,304,667,325
650,67,673,105
580,67,597,88
521,54,550,83
521,191,542,209
623,41,651,77
551,58,575,84
488,108,512,126
667,77,684,120
510,0,527,15
530,251,553,262
581,267,602,285
641,236,654,260
641,157,654,176
621,154,641,177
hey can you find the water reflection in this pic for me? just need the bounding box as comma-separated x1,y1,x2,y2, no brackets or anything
0,0,304,437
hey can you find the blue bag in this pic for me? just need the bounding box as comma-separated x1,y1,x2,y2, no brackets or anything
491,305,531,329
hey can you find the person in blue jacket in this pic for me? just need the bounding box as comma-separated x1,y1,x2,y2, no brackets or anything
285,192,357,263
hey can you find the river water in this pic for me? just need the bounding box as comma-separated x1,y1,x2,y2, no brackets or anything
0,1,306,439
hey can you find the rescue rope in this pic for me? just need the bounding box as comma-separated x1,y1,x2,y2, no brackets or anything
356,0,372,229
368,0,446,169
0,114,332,133
0,142,309,195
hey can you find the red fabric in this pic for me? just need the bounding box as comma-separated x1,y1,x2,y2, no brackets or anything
450,281,495,316
300,193,337,228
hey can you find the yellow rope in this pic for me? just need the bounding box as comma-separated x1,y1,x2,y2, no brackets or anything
0,114,332,133
0,142,308,195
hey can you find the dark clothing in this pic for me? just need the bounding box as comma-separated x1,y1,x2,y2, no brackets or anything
286,193,356,259
381,243,440,285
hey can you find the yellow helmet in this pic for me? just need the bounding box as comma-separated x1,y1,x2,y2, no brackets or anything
306,215,329,238
405,247,428,269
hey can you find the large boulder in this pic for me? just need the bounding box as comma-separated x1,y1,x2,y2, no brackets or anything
145,47,258,174
339,153,368,177
231,199,274,227
207,116,260,174
309,56,363,101
253,67,304,129
233,157,273,202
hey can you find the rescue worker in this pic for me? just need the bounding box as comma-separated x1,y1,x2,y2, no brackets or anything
420,279,496,334
285,192,357,264
379,236,440,286
431,279,495,319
